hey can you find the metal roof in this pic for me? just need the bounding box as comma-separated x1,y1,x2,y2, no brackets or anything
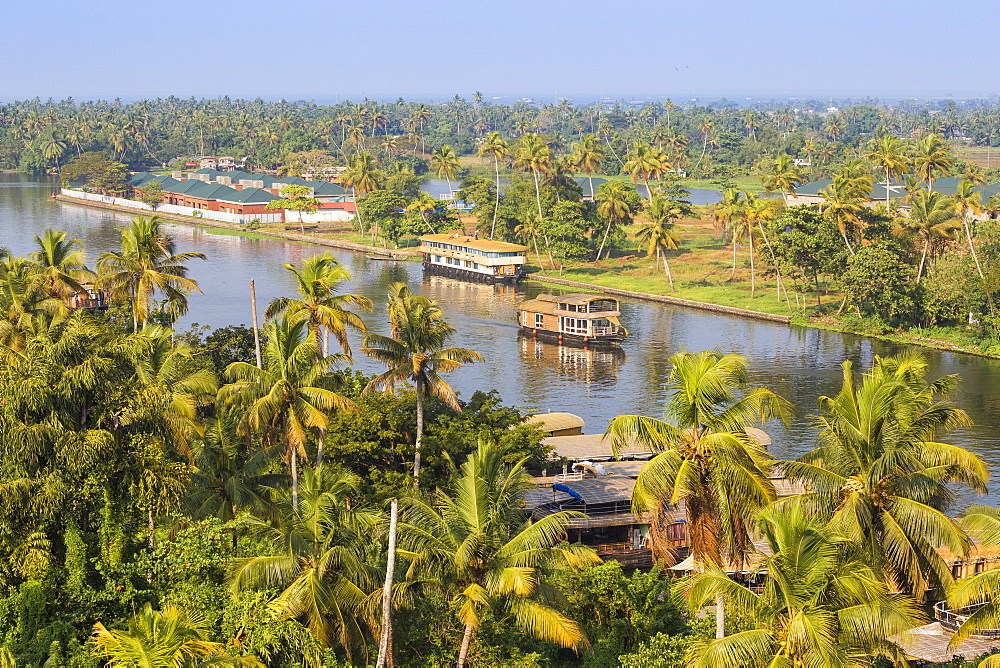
521,487,575,510
524,412,585,433
536,293,614,305
554,476,636,505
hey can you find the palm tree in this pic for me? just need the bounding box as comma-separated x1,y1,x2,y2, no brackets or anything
229,466,380,663
710,188,745,277
867,135,911,208
893,189,960,280
759,153,805,199
341,153,383,242
594,180,634,261
405,192,444,233
219,317,355,508
264,253,372,357
818,171,870,255
635,193,681,290
734,192,784,298
605,350,790,572
954,179,990,296
782,354,986,597
40,135,67,172
402,443,600,666
360,283,482,486
912,132,953,191
91,602,262,667
430,144,460,199
513,133,553,248
96,215,206,330
478,132,509,239
623,142,667,199
28,229,93,300
679,501,919,666
693,119,715,174
570,133,604,202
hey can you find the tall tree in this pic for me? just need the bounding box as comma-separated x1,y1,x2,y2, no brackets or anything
594,180,635,261
679,502,919,666
402,443,600,666
783,354,986,597
570,133,604,202
912,132,953,191
28,229,93,300
477,132,509,239
430,144,460,198
360,283,482,486
96,215,205,330
265,253,372,357
219,316,355,508
867,135,911,208
635,193,681,290
893,189,960,280
229,466,379,663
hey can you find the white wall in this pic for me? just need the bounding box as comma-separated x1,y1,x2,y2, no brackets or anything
60,189,283,225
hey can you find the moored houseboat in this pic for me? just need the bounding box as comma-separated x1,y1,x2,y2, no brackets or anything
518,293,627,345
418,234,527,283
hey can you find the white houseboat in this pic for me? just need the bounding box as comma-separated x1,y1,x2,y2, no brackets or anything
419,234,527,283
518,294,628,345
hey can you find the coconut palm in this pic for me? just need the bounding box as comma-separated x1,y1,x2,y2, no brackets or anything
514,133,553,241
478,132,509,239
867,135,911,208
623,142,667,199
40,135,67,172
912,132,953,190
679,501,919,667
401,443,600,667
945,506,1000,654
954,179,990,292
96,216,206,330
265,253,372,358
570,133,604,202
430,144,460,199
90,602,262,667
594,180,634,261
218,317,355,508
0,256,69,351
341,153,383,241
229,466,380,663
782,354,986,597
635,193,681,290
759,153,805,198
28,229,93,300
360,283,483,486
893,189,960,280
606,351,791,568
819,172,870,255
730,192,784,297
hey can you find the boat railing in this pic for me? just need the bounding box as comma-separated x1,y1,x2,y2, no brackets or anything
934,601,1000,636
592,326,620,336
553,472,584,483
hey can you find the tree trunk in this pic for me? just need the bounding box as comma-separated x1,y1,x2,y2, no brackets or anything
490,155,501,239
456,621,475,668
662,252,675,291
316,432,325,467
964,219,996,315
730,231,739,278
748,229,756,297
250,280,262,369
596,218,613,261
147,508,155,550
715,593,725,639
759,223,792,314
413,379,424,488
917,236,930,281
291,447,300,510
376,499,399,668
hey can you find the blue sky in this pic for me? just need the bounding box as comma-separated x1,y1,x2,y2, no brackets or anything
3,0,998,102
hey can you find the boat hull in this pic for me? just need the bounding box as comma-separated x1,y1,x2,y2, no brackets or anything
519,325,625,346
422,260,523,284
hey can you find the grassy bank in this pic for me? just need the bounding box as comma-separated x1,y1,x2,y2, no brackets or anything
197,225,283,240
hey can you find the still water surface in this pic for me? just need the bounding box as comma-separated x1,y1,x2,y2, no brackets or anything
3,174,1000,505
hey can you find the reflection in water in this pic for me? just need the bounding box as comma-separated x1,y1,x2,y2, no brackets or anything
3,174,1000,505
518,334,626,388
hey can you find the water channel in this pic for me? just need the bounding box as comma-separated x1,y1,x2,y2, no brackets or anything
3,173,1000,505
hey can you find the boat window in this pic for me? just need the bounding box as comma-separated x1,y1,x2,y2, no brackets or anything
587,299,618,313
535,313,543,328
561,317,589,335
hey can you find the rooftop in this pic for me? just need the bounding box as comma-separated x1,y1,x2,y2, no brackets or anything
524,412,585,433
420,234,529,253
536,293,616,305
542,433,654,461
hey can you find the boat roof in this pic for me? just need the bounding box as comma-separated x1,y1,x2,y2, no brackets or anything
542,433,654,461
535,293,617,305
420,234,528,252
524,412,585,433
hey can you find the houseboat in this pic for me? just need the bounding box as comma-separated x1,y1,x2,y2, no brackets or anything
517,293,628,345
418,234,527,283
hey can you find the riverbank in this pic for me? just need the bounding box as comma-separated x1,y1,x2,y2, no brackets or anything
53,194,421,259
